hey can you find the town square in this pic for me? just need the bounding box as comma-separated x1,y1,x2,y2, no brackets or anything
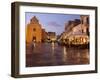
25,13,89,67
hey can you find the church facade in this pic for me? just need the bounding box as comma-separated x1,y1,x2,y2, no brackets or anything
26,16,42,43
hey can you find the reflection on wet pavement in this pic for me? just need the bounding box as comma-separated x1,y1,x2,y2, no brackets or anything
26,42,89,67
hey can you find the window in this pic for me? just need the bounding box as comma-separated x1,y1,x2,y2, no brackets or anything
87,17,89,24
33,28,36,31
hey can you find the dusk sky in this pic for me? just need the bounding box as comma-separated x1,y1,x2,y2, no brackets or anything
25,12,80,35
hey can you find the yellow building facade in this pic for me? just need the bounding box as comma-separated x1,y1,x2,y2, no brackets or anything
26,16,42,43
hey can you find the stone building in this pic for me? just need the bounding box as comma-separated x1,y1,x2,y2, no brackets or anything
59,15,89,45
26,16,42,43
47,32,57,42
80,15,89,35
42,29,48,42
72,15,89,35
65,19,81,32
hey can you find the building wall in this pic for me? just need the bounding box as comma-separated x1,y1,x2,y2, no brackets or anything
42,29,47,42
47,32,56,41
68,15,89,35
59,15,89,41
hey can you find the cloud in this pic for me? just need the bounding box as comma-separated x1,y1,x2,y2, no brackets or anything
47,21,61,27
